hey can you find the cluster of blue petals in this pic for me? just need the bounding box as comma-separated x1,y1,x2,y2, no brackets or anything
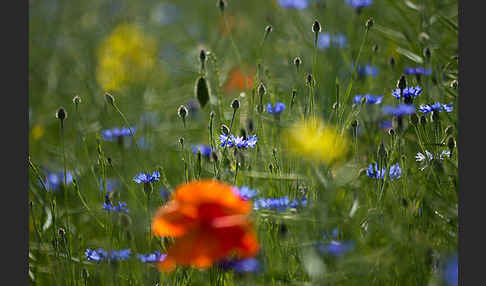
418,103,453,113
103,201,129,213
253,195,307,211
101,127,135,142
392,86,423,100
136,251,167,263
133,171,160,184
219,258,261,273
353,94,383,105
266,102,286,114
277,0,309,9
345,0,373,9
85,248,131,262
232,185,259,200
366,162,402,181
219,134,258,149
404,67,432,76
318,33,347,49
191,144,212,157
44,171,74,191
383,104,415,116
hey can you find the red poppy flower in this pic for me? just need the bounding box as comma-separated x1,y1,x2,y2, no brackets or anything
152,180,259,272
223,66,255,94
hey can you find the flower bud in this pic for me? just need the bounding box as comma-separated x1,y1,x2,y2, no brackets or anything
231,98,240,110
265,25,273,38
258,82,266,97
73,95,81,105
199,49,207,63
294,57,302,69
419,115,427,126
218,0,226,12
445,125,454,136
372,44,379,53
397,75,407,90
105,92,115,106
365,17,374,30
388,128,395,136
450,80,458,89
179,137,184,146
410,113,419,125
247,118,254,133
378,142,387,159
56,107,67,120
221,124,230,135
177,105,188,119
424,47,431,61
312,20,321,33
306,73,314,87
389,57,396,68
195,76,210,108
447,136,456,153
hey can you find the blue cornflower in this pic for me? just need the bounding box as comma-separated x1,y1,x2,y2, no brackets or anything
99,179,120,192
253,195,307,211
418,103,453,113
44,171,74,192
352,63,378,78
101,127,135,142
318,240,355,256
404,67,432,76
86,248,108,262
109,249,131,261
389,163,402,181
219,134,258,149
443,255,458,286
378,120,392,130
277,0,309,9
136,251,167,263
191,144,212,157
266,102,286,114
322,227,340,240
366,162,386,179
392,86,423,100
318,33,348,50
232,185,259,200
383,104,415,116
133,171,160,184
103,201,129,213
220,258,261,273
367,162,402,180
353,94,383,105
345,0,373,9
160,188,171,200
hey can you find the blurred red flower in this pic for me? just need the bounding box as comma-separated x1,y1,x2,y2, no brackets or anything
152,180,259,271
224,66,255,94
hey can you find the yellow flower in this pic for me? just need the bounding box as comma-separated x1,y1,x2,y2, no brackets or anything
31,124,45,141
283,117,350,165
96,24,157,91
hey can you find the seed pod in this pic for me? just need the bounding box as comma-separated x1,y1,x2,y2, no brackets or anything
388,128,395,136
195,76,210,108
450,80,458,89
73,95,81,105
306,73,314,87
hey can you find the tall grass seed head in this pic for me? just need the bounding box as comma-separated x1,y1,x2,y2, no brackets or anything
284,117,350,165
